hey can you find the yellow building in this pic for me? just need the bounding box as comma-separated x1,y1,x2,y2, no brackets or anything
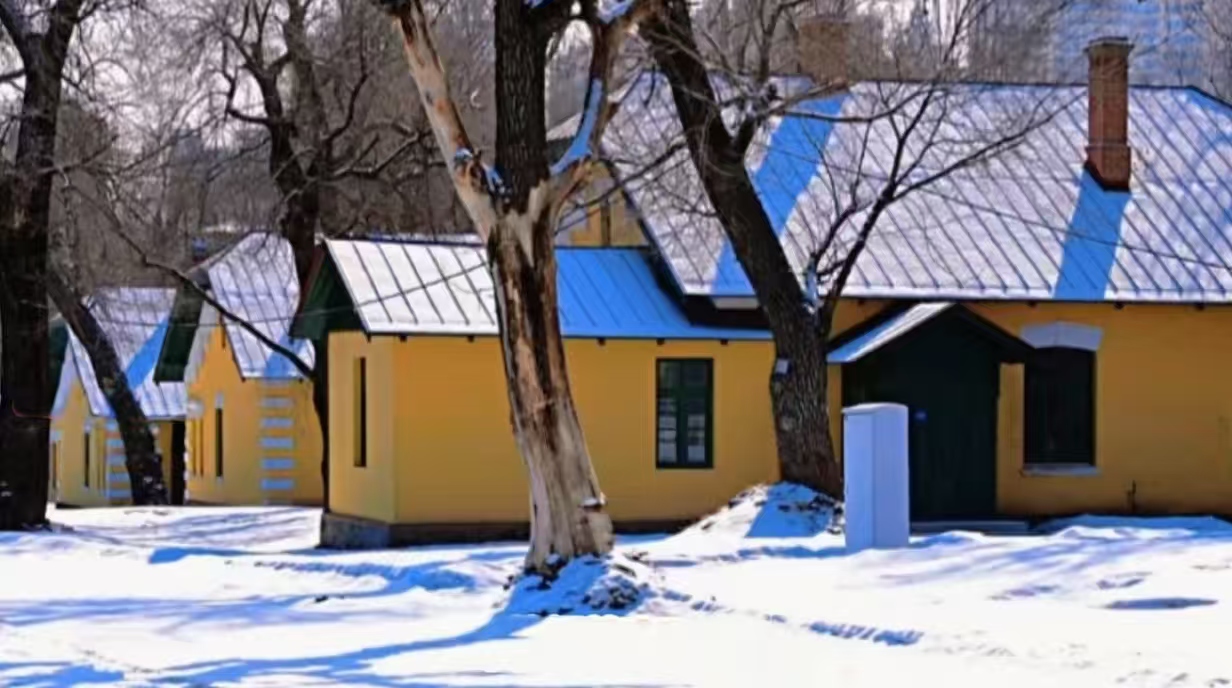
296,239,778,547
155,233,322,506
51,288,186,507
590,38,1232,525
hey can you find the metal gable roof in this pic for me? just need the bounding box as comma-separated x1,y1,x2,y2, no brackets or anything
60,287,187,420
207,233,314,379
323,238,771,340
605,73,1232,303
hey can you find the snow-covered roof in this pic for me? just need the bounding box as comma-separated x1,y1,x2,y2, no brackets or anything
57,288,186,420
605,73,1232,303
322,238,770,340
207,233,314,379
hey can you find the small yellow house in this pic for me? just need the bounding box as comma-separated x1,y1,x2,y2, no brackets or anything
296,238,778,547
155,233,322,506
52,288,186,507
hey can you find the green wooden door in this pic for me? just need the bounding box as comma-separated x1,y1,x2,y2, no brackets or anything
843,319,1001,521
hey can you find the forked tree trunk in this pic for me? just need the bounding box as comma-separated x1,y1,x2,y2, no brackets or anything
0,236,51,530
48,272,168,505
488,221,614,571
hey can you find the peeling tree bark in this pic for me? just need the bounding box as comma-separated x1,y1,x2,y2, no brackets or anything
375,0,655,572
47,272,168,505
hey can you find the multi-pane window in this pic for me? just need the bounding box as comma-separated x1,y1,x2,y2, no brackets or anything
354,357,368,468
656,359,714,468
1025,347,1096,465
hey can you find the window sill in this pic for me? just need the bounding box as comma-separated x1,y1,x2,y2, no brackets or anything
655,462,714,471
1022,463,1099,477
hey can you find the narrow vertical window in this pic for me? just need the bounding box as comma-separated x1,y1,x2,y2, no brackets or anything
83,432,91,488
50,442,58,488
1025,347,1096,465
354,357,368,468
655,359,714,468
214,407,224,478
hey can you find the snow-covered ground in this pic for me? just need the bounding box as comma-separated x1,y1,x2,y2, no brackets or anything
3,485,1232,687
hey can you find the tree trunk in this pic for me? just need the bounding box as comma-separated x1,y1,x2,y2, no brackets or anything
0,235,51,530
48,272,168,505
771,323,842,496
645,2,842,497
488,222,613,573
311,338,330,512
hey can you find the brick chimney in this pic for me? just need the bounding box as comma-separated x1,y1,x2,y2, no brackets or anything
1085,37,1133,191
798,15,850,88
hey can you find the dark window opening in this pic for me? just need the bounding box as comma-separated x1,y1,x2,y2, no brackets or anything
655,359,714,469
355,357,368,468
215,407,224,478
1025,347,1095,464
83,433,90,488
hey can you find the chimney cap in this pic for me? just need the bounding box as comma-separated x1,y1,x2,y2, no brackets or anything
1086,36,1133,54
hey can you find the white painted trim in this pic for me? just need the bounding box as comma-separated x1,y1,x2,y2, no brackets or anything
1021,463,1100,477
260,397,293,409
710,296,759,310
52,353,78,418
1020,322,1103,352
186,398,204,418
261,478,294,491
262,457,296,471
260,437,294,450
260,417,294,430
50,430,62,442
214,392,225,408
184,303,218,386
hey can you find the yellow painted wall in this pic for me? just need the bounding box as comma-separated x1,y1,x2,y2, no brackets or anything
328,332,396,522
562,167,647,248
973,302,1232,517
821,299,1232,518
51,375,179,507
329,333,781,526
185,317,323,506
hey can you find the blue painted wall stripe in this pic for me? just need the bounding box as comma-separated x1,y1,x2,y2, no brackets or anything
261,478,295,491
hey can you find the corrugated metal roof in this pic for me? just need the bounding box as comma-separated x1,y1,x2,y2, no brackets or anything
827,302,954,363
606,74,1232,303
208,233,314,379
324,239,771,340
60,288,186,420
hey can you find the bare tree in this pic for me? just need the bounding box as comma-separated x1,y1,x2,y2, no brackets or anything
370,0,658,573
635,0,1070,496
0,0,108,528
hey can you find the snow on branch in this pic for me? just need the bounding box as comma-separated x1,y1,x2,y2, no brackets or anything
548,0,658,213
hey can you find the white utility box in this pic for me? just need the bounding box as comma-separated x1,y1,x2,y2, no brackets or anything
843,403,910,552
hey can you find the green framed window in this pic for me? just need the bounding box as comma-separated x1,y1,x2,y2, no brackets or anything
655,359,714,469
1025,347,1095,465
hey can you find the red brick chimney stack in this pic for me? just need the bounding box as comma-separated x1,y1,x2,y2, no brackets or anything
1085,37,1133,191
798,15,850,89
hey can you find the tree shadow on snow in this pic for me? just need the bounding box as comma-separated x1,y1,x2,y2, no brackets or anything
0,661,126,688
0,550,526,631
152,575,675,688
